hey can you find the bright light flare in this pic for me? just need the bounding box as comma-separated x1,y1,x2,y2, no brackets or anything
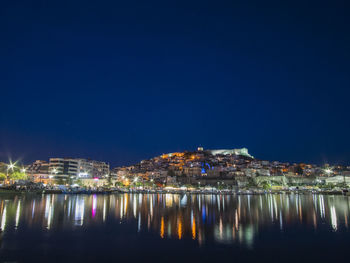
324,168,332,175
7,161,17,170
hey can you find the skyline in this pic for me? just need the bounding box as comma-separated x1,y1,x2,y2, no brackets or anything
1,0,350,166
0,145,347,168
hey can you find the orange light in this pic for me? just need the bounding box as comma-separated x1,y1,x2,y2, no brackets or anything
178,219,182,240
160,217,164,239
192,218,196,240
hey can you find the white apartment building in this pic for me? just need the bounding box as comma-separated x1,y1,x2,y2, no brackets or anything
49,158,110,179
49,158,79,178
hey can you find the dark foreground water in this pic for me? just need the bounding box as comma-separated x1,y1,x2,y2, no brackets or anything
0,193,349,262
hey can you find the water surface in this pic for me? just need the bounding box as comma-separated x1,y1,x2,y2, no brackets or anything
0,193,349,262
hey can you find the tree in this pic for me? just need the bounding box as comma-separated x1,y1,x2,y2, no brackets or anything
75,179,83,186
261,181,272,190
54,178,66,185
295,165,303,176
326,183,335,189
336,182,348,188
10,172,27,181
115,181,124,187
0,164,7,174
134,181,143,187
217,183,225,190
247,177,257,188
0,173,6,181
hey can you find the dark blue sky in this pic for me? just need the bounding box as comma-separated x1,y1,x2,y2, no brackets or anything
1,0,350,166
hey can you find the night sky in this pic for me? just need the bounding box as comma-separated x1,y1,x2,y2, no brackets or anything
1,0,350,167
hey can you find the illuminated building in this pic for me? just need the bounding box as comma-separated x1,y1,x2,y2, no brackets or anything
49,158,79,179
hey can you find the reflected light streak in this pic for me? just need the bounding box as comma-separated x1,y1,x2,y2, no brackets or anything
124,194,128,216
103,197,106,222
32,201,35,219
279,211,283,230
191,210,196,240
75,197,85,226
345,211,348,229
1,204,7,231
319,195,325,219
120,198,124,219
160,217,164,238
92,195,97,218
45,195,51,228
330,205,337,231
219,218,223,240
15,200,21,229
133,196,137,218
138,212,141,232
177,219,182,240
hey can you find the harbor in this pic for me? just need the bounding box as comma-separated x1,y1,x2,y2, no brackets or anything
1,192,350,262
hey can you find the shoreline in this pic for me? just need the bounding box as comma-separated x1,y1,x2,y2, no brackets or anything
0,188,348,196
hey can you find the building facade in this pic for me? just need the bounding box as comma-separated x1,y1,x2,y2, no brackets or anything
49,158,110,179
49,158,79,178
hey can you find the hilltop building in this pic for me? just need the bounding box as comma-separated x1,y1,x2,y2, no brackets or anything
208,148,253,158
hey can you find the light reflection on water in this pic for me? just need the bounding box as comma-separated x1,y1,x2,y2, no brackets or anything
0,194,349,248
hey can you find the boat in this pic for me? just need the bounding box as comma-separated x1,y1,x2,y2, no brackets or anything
342,189,350,196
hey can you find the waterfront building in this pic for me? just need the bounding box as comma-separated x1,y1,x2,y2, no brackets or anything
91,160,110,178
76,158,93,178
27,160,50,175
49,158,79,179
49,158,110,179
26,160,51,182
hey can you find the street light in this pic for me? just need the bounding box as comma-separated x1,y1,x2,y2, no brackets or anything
7,161,16,171
324,168,332,175
6,161,17,184
132,177,139,190
48,168,58,183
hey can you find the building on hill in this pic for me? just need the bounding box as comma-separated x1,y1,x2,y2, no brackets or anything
208,148,253,158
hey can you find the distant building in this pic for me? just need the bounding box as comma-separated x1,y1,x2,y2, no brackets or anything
91,160,110,178
27,160,50,175
49,158,110,179
208,148,253,158
49,158,79,178
76,158,94,178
